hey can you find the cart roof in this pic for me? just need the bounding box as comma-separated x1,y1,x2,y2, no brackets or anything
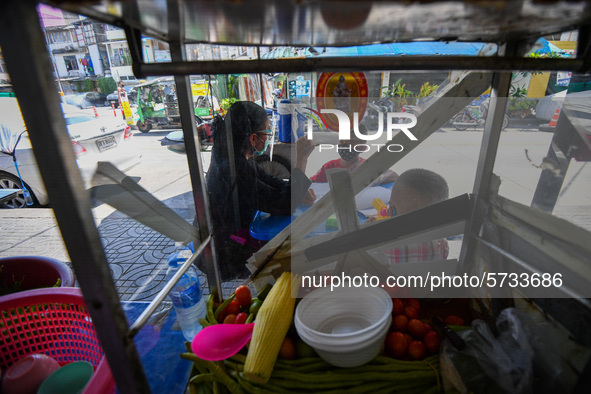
55,0,590,47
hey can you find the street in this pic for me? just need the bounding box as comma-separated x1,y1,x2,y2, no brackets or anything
117,122,591,231
6,117,590,230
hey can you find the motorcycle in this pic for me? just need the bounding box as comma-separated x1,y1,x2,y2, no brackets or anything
160,116,213,154
452,100,509,131
401,104,422,117
365,97,395,131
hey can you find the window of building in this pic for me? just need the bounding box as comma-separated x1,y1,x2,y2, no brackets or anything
111,47,132,67
64,55,78,71
84,24,96,45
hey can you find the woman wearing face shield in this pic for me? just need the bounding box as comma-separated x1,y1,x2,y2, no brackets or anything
206,101,315,280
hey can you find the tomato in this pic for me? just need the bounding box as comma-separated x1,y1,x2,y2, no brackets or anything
408,340,426,360
235,285,252,307
223,314,236,324
217,309,228,323
226,300,241,315
392,298,405,315
385,331,408,359
406,298,421,312
403,306,419,320
407,319,429,339
424,330,442,353
278,337,297,360
403,333,414,345
392,314,408,332
234,312,248,324
444,315,465,326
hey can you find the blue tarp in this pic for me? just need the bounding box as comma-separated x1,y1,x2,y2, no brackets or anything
532,37,569,56
263,39,567,60
304,42,491,57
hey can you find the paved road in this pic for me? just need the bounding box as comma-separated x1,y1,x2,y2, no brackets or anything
2,122,590,300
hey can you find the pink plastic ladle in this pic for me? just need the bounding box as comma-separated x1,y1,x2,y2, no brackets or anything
191,323,255,361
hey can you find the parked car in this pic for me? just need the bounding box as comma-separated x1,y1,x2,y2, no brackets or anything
0,99,142,208
106,86,137,108
64,92,109,109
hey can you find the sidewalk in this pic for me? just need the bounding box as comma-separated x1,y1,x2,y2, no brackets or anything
0,206,241,301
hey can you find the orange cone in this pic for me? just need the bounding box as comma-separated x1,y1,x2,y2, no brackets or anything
548,108,560,127
539,108,560,132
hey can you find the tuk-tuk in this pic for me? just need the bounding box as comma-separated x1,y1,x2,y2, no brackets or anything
194,95,220,120
134,78,221,133
133,77,180,132
192,79,221,120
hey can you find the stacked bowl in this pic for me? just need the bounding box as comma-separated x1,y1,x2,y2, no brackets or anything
295,286,392,368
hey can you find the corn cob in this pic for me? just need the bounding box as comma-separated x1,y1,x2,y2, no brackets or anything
372,198,391,220
243,272,297,384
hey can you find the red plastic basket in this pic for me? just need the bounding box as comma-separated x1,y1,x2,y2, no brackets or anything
0,287,115,393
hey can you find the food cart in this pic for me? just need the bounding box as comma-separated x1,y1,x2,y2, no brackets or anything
1,0,591,393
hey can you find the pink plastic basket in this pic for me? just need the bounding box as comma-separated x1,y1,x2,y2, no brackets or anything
0,287,115,393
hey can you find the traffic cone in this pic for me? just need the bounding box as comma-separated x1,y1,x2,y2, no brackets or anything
539,108,560,132
111,103,117,117
92,106,98,117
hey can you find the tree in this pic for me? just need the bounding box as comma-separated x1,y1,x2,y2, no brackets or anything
97,77,116,94
82,79,94,92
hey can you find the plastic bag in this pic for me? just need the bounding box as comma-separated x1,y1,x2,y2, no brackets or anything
496,308,564,393
440,307,563,394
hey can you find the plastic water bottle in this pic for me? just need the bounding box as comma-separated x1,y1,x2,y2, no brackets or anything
22,188,34,206
166,246,206,342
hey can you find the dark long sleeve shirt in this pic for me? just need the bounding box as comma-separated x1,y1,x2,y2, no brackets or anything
206,154,311,241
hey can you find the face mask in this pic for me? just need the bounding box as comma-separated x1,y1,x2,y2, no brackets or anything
387,204,397,217
338,144,360,161
253,134,270,156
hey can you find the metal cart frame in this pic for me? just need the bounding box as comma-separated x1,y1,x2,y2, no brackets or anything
1,1,590,392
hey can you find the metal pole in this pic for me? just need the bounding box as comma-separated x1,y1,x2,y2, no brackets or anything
137,56,585,77
0,1,150,392
167,0,223,300
257,47,265,106
457,41,517,274
128,236,212,337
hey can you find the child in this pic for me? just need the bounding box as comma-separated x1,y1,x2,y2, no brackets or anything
382,168,449,263
310,125,398,185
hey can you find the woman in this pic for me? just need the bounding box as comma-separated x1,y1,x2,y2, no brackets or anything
206,101,314,280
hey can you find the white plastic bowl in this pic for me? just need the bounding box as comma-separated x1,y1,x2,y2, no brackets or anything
294,286,392,368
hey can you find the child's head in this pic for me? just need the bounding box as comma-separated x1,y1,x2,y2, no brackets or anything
338,125,368,162
389,169,448,216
